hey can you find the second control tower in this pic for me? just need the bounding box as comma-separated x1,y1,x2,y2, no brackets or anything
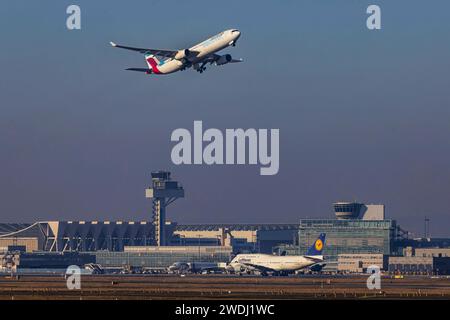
145,171,184,246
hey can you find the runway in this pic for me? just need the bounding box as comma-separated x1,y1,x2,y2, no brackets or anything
0,274,449,300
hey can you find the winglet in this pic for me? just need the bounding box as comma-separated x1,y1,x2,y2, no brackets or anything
110,41,117,47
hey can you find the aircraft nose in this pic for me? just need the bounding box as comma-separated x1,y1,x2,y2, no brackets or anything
231,29,241,39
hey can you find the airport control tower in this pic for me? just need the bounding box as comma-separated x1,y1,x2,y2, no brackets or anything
145,171,184,246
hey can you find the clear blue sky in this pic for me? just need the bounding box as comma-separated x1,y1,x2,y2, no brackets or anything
1,0,450,237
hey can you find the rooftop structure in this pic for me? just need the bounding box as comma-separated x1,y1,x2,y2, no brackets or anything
173,224,298,253
333,202,385,220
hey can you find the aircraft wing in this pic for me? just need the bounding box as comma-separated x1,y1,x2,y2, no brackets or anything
304,256,324,263
110,42,177,58
237,262,276,273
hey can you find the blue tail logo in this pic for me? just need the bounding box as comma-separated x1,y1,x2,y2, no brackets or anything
306,233,326,256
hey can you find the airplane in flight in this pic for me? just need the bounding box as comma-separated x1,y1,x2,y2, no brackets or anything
228,233,326,276
110,29,242,75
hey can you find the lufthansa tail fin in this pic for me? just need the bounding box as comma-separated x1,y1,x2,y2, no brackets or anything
305,233,326,256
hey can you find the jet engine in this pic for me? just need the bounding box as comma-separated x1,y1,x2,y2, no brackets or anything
310,263,326,272
174,49,191,60
216,54,232,65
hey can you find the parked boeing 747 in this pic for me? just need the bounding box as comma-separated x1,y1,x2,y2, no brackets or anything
110,29,242,75
228,233,326,276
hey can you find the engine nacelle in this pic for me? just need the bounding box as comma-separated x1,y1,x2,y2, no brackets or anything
216,54,232,66
174,49,191,60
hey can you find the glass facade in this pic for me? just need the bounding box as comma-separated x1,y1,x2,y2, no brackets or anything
333,203,362,213
95,246,232,268
290,219,397,264
333,202,362,219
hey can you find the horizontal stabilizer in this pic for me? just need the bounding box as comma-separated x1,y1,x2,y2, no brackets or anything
126,68,151,73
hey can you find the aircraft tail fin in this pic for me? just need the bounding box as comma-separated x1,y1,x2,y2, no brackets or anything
145,53,160,70
305,233,326,256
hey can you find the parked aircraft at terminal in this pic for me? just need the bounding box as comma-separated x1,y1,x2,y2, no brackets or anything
228,233,327,276
110,29,242,75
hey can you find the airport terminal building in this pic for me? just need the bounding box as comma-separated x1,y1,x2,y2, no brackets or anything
0,221,297,254
96,246,233,269
0,202,410,272
2,197,449,273
0,221,298,269
278,202,407,271
0,220,298,270
297,218,397,258
0,221,155,252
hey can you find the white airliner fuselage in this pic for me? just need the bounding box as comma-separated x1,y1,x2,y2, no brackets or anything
229,254,324,273
110,29,242,75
